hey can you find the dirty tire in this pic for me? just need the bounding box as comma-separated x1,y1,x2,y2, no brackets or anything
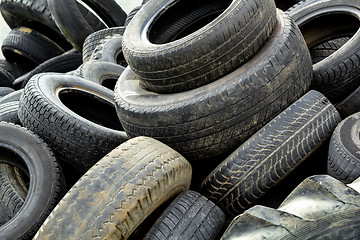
115,11,312,161
124,5,142,27
221,175,360,240
82,27,125,62
90,34,124,64
18,73,128,170
0,101,20,124
336,85,360,118
0,0,71,49
287,0,360,103
0,122,65,239
48,0,127,52
310,37,349,64
0,68,16,88
328,112,360,183
0,89,23,105
123,0,277,93
0,163,27,226
200,91,341,216
73,60,125,90
2,27,65,66
34,136,192,240
0,87,14,98
14,49,82,89
0,59,31,81
143,190,225,240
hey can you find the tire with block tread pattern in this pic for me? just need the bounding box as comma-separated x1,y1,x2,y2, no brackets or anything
33,136,192,240
115,10,312,161
123,0,277,93
310,37,349,64
0,122,65,239
200,90,342,216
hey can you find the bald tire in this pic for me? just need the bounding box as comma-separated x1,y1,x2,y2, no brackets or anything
34,136,192,240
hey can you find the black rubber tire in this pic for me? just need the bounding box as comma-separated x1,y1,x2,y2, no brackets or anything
328,112,360,183
0,163,27,226
0,89,22,105
48,0,127,52
310,37,350,64
335,85,360,118
82,27,125,62
0,122,66,239
90,34,124,65
124,5,142,27
115,10,312,161
2,27,65,66
0,59,31,80
0,101,20,124
0,68,16,88
33,136,192,240
287,0,360,103
200,91,341,216
143,190,225,240
0,0,72,50
0,87,14,98
12,49,82,89
18,73,128,170
123,0,277,93
73,60,125,90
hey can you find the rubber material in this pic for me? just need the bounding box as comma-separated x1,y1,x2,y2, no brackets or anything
0,87,14,98
0,101,20,124
90,34,124,65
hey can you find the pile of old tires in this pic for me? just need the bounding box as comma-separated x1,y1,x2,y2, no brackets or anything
0,0,359,239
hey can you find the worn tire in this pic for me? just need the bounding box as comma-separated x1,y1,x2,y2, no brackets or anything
328,112,360,183
48,0,127,52
287,0,360,103
73,60,125,90
0,89,22,105
144,190,225,240
0,101,20,124
124,5,142,27
200,91,341,216
34,136,192,240
310,37,350,64
0,122,65,239
82,27,125,62
0,87,14,98
336,85,360,118
2,27,65,66
18,73,128,170
123,0,277,93
90,34,124,65
115,10,312,161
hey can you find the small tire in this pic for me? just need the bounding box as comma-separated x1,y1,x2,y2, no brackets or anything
144,190,225,240
123,0,277,93
0,122,66,239
33,136,192,240
18,73,129,170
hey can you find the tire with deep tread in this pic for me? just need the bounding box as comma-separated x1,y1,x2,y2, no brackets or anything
115,10,312,161
18,73,128,170
144,190,225,240
287,0,360,103
0,122,66,239
328,112,360,183
123,0,277,93
34,136,192,240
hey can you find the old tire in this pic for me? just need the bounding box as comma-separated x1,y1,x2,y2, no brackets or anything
123,0,277,93
115,10,312,161
18,73,128,170
34,136,192,240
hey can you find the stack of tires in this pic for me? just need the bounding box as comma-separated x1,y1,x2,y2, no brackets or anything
0,0,359,239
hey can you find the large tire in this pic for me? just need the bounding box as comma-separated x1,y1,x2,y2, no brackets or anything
34,136,192,240
123,0,277,93
0,122,66,239
18,73,128,170
48,0,127,52
115,10,312,161
328,112,360,183
2,27,65,66
200,91,341,216
144,190,225,240
287,0,360,103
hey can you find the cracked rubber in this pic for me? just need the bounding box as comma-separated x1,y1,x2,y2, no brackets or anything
287,0,360,103
200,91,341,216
0,122,65,239
34,136,192,240
115,11,312,161
144,190,225,240
328,111,360,183
18,73,128,170
123,0,277,93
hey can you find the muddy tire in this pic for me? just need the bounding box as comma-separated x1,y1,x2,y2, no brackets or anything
34,136,192,240
115,11,312,161
18,73,128,170
123,0,277,93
